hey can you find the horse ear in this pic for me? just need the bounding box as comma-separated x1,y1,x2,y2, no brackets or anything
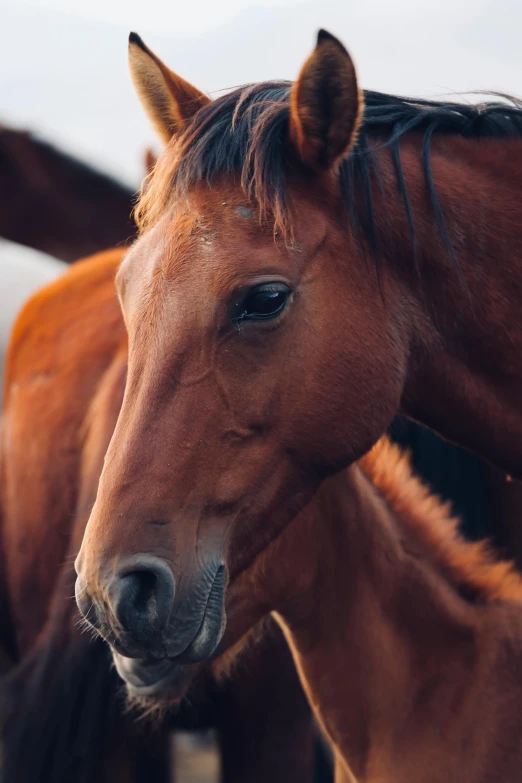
144,147,158,175
128,33,210,144
289,30,363,171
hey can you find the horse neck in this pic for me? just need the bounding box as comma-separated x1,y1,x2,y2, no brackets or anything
377,133,522,475
273,454,518,782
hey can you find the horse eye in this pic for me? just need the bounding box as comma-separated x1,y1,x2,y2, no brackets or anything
236,284,291,322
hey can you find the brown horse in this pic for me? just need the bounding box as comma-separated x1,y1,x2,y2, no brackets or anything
214,438,522,782
0,124,136,261
0,248,317,782
74,29,522,700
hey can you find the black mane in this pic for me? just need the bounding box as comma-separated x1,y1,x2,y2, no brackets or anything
361,89,522,137
139,82,522,269
360,91,522,262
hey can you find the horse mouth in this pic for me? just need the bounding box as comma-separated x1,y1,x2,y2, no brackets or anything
112,602,226,697
112,650,192,699
111,568,227,698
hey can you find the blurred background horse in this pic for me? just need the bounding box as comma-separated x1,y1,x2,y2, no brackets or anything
0,122,138,399
0,124,136,261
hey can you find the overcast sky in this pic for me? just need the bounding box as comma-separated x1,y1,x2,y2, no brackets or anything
2,0,521,186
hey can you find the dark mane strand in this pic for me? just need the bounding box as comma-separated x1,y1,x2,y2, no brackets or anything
136,83,522,270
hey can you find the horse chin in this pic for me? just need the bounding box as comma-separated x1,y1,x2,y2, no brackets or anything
112,650,193,704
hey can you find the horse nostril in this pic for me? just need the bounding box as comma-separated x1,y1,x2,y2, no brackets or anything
110,558,175,641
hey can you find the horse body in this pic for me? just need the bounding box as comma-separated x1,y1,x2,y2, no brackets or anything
0,242,66,401
3,249,124,651
222,439,522,782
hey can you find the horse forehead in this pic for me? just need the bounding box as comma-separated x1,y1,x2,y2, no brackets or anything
154,209,274,279
131,183,327,285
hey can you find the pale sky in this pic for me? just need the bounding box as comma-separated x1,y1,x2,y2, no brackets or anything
2,0,521,185
4,0,310,38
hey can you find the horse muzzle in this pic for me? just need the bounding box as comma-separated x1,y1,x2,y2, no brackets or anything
75,556,227,667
